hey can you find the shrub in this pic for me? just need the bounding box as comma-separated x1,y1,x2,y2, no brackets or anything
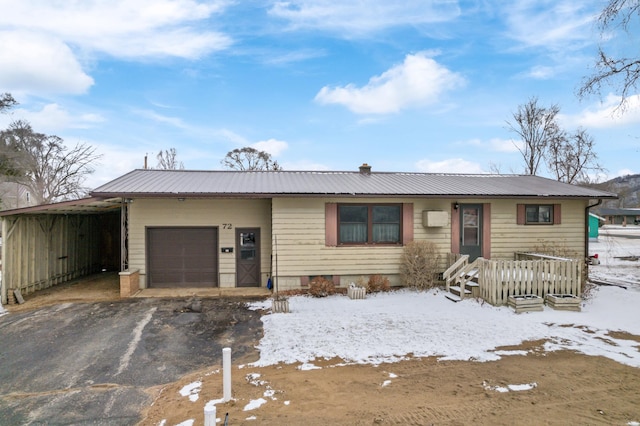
308,276,336,297
366,274,390,293
400,240,441,289
533,239,575,259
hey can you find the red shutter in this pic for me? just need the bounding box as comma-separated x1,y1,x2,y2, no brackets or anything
402,203,414,244
517,204,525,225
451,203,460,254
325,203,338,246
553,204,561,225
482,203,491,259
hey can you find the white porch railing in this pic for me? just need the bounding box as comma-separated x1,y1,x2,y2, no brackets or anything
443,255,583,306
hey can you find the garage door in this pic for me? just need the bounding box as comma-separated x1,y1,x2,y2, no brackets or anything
148,227,218,288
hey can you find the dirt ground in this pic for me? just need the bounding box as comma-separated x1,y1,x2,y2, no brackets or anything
140,340,640,426
5,278,640,425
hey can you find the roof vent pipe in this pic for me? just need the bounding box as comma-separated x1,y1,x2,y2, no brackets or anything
359,163,372,174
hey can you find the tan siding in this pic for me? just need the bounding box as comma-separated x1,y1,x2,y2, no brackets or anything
272,198,453,282
127,196,588,291
128,198,271,287
271,197,587,289
490,199,586,260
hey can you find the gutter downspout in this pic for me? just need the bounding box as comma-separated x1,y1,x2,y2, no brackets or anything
585,198,602,260
584,198,602,294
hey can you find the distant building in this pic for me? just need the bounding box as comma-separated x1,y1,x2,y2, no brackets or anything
595,207,640,226
0,182,34,210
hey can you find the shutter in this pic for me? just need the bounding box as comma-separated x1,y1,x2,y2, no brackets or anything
482,203,491,259
325,203,338,246
553,204,561,224
517,204,526,225
402,203,414,244
451,203,460,254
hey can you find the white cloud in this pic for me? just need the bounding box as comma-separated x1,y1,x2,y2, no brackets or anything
268,0,460,36
252,138,289,156
132,109,190,129
525,65,556,79
415,158,486,174
466,138,521,153
489,138,521,153
0,103,104,133
85,141,145,189
0,1,231,96
503,1,596,51
564,94,640,128
0,1,231,58
218,128,251,146
23,104,103,132
0,31,94,94
315,52,465,114
260,48,327,66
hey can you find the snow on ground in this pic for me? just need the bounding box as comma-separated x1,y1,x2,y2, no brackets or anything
250,286,640,368
589,225,640,286
249,226,640,370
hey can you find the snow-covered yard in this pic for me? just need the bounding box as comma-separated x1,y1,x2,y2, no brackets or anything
249,225,640,369
590,224,640,287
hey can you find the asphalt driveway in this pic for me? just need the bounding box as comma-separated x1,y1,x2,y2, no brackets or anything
0,297,264,425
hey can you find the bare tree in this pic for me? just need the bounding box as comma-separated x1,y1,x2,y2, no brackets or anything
506,97,564,175
0,93,17,113
547,128,604,184
221,147,282,171
579,0,640,110
0,120,101,204
156,148,184,170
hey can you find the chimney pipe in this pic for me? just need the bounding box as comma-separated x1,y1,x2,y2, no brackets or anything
359,163,371,174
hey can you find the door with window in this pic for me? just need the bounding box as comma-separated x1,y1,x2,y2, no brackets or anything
460,204,483,261
236,228,260,287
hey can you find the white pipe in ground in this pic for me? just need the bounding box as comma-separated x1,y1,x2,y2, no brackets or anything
204,404,216,426
223,347,232,402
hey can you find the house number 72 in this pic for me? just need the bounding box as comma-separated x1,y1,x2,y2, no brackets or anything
223,223,233,229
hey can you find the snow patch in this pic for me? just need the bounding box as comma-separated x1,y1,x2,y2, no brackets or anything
244,398,267,411
179,381,202,402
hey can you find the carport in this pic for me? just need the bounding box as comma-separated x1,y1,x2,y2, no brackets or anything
0,197,122,305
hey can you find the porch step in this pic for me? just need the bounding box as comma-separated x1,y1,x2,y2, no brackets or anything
449,286,472,297
445,293,462,302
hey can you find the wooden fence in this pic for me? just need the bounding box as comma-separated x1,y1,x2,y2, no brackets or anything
476,257,583,306
1,212,120,304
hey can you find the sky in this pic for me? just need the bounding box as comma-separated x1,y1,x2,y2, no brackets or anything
164,227,640,424
0,0,639,190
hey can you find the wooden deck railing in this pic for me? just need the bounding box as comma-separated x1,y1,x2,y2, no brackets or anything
442,254,469,292
476,257,582,306
443,254,583,306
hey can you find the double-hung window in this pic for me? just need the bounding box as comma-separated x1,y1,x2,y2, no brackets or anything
338,204,401,244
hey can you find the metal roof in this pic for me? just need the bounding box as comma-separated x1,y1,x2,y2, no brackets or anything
0,197,122,217
595,207,640,216
91,169,618,199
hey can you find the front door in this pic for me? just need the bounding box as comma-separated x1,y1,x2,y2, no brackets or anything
236,228,261,287
460,204,482,261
